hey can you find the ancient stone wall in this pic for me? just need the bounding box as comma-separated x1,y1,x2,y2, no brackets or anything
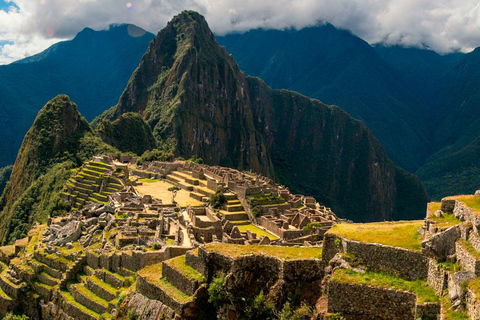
162,262,199,296
467,289,480,320
456,241,480,275
327,281,417,320
185,251,207,276
136,273,185,314
427,259,448,295
324,233,428,280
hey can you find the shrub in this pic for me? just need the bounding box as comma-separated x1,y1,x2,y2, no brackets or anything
252,206,262,218
126,308,136,320
210,189,226,209
3,313,29,320
248,290,274,319
117,292,127,307
208,273,227,309
137,149,174,165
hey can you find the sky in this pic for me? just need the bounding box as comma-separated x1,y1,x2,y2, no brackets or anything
1,0,480,64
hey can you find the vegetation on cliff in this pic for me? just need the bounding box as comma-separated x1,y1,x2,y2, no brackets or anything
96,112,157,155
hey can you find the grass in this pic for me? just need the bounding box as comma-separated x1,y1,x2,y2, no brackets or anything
427,202,462,228
138,178,161,183
26,224,47,255
138,264,192,303
60,290,101,318
88,275,118,296
203,243,322,260
166,238,175,246
445,195,480,215
331,269,439,303
166,256,205,282
441,296,469,320
437,261,462,273
468,277,480,302
328,220,424,251
75,284,109,308
457,239,480,260
134,179,203,207
236,223,279,240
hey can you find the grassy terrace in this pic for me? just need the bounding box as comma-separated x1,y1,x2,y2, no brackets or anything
236,223,279,240
331,269,439,304
445,194,480,215
166,256,205,282
60,290,100,318
138,264,191,303
468,277,480,303
203,243,322,260
328,221,424,251
427,202,461,228
457,239,480,259
138,178,161,183
74,284,108,308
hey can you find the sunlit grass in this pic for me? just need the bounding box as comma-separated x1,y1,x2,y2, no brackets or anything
203,243,322,260
328,220,424,251
331,268,439,303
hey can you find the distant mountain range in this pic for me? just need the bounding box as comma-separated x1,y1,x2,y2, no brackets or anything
216,26,480,199
0,24,154,168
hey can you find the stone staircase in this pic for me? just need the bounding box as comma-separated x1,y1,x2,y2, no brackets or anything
136,250,206,318
166,170,214,203
61,161,123,210
220,196,249,222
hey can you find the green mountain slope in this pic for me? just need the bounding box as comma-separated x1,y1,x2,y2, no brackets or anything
97,11,429,222
0,95,119,244
96,112,156,155
0,24,153,168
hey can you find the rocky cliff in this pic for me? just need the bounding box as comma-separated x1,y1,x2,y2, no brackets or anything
95,11,429,222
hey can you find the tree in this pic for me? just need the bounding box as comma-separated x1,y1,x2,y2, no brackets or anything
168,186,181,203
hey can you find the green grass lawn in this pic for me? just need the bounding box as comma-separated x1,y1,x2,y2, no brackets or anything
203,243,322,260
331,269,439,303
236,223,279,240
328,221,424,251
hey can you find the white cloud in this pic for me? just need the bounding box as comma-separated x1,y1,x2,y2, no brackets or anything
1,0,480,64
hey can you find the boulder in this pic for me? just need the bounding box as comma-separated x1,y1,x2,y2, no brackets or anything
449,271,476,309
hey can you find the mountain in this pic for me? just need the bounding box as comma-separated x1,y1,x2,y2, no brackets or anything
96,11,429,222
373,45,464,102
0,24,154,168
96,112,157,155
0,95,120,244
415,48,480,198
216,26,432,172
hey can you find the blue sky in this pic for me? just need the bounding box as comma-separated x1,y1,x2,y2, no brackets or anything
0,0,17,11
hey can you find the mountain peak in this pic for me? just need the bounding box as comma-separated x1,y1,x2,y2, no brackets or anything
97,11,429,222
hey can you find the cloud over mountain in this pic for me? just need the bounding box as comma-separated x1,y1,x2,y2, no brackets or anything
1,0,480,63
